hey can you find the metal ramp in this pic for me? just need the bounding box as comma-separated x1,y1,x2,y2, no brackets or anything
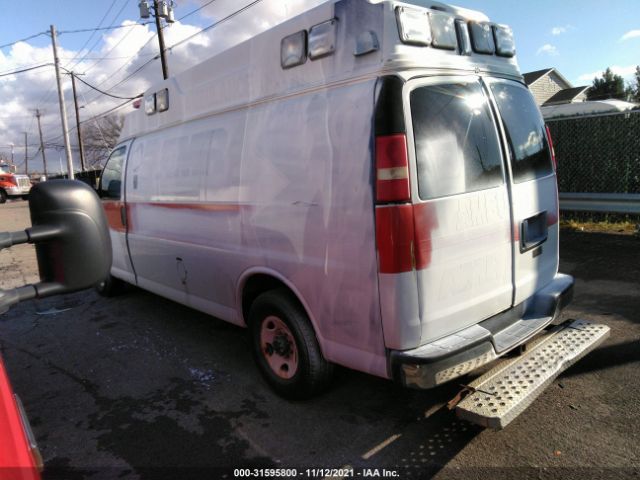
455,320,610,429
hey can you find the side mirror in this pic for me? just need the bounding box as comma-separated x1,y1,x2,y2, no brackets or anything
0,180,112,313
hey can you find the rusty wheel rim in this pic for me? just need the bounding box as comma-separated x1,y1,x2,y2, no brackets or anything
260,315,299,379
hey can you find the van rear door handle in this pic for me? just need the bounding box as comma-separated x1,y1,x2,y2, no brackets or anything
520,211,548,253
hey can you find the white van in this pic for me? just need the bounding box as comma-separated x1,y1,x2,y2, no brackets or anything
98,0,608,428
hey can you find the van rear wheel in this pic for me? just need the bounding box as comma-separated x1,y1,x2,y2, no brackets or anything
249,289,333,399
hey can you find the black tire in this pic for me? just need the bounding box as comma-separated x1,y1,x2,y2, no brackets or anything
21,194,29,201
0,190,6,204
95,274,126,297
249,289,333,399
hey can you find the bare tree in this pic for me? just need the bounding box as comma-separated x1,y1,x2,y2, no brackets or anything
81,114,124,169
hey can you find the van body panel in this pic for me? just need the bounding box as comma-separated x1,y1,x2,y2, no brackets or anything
123,78,389,376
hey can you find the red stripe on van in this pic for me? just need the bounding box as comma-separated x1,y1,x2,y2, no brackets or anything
413,203,437,270
138,202,245,212
102,201,128,233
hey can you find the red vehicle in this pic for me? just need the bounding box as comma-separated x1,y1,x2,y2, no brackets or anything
0,359,42,480
0,180,112,479
0,163,31,204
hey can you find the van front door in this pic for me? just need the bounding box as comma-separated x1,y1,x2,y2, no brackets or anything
100,141,136,283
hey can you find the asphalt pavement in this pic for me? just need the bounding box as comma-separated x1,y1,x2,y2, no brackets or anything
1,200,638,480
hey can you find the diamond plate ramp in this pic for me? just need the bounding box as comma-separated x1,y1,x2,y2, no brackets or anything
455,320,610,429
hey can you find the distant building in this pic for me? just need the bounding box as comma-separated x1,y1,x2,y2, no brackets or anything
523,68,589,106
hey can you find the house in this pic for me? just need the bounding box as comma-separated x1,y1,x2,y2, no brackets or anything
523,68,589,106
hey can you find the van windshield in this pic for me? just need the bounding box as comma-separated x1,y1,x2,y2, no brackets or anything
410,81,504,200
490,82,553,183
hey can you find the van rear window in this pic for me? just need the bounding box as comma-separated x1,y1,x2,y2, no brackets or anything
490,82,553,183
410,82,504,200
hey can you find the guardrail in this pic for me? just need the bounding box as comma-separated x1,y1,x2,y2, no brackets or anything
559,193,640,215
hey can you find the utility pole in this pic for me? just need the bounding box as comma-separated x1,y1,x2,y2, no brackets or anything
23,132,28,175
69,72,86,172
35,109,48,178
50,24,74,179
139,1,175,80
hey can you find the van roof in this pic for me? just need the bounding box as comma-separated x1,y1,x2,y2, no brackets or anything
120,0,522,140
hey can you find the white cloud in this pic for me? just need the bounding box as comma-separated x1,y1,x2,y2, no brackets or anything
551,24,574,36
536,44,559,56
577,65,638,83
620,30,640,41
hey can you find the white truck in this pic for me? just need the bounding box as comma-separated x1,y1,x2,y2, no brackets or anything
98,0,609,428
0,163,31,203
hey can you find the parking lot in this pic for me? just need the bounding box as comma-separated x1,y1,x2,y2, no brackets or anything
1,199,639,480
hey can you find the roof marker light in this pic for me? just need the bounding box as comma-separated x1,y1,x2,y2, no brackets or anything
429,12,457,50
396,6,432,46
309,19,337,60
493,25,516,57
469,22,495,54
281,30,307,69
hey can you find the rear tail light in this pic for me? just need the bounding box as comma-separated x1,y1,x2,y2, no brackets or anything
376,134,410,203
545,124,556,171
376,205,415,273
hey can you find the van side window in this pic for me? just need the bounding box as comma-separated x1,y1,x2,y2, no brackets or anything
100,146,126,199
410,82,504,200
490,83,553,183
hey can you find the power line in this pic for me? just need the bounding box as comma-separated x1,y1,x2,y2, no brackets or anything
68,0,133,72
0,31,48,50
64,68,142,100
0,63,53,78
62,0,119,70
58,22,152,35
177,0,218,22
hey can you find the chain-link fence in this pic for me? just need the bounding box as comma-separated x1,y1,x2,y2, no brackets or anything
547,110,640,194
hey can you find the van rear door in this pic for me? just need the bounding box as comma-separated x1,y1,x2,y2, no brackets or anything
403,77,514,345
487,79,558,306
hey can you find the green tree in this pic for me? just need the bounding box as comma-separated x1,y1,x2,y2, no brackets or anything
587,67,626,101
629,65,640,103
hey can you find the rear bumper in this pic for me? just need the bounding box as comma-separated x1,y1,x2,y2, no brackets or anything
390,273,574,389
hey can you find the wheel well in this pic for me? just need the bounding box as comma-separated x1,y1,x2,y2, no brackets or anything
242,274,303,325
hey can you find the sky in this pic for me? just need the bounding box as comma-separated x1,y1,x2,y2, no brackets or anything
0,0,638,174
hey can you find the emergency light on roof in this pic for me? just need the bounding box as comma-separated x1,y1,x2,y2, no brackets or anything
281,30,307,69
493,25,515,57
429,12,457,50
469,22,495,54
395,6,432,46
